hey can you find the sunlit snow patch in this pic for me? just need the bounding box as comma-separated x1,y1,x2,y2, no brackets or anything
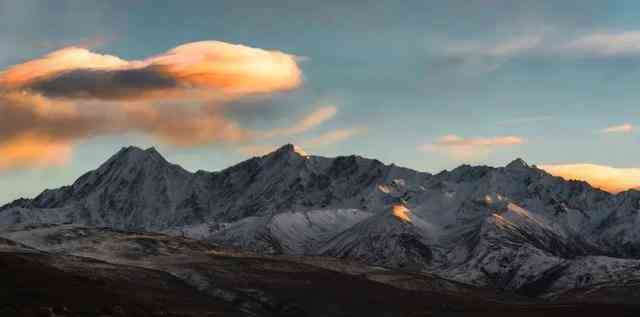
293,145,308,156
392,204,412,223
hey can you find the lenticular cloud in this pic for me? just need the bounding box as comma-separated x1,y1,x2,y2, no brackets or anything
0,41,307,171
0,41,302,100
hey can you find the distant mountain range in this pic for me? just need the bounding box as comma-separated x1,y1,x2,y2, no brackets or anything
2,144,640,300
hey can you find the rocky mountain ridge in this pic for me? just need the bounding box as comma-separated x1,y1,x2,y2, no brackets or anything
2,144,640,297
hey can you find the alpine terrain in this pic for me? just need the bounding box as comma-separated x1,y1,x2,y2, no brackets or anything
2,144,640,316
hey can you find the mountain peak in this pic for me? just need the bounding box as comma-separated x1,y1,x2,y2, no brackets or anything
270,144,308,157
506,158,529,169
145,146,160,154
106,145,168,167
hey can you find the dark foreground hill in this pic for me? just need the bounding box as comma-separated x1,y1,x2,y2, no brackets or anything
2,228,640,317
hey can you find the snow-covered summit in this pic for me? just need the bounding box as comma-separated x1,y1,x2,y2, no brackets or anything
505,158,529,169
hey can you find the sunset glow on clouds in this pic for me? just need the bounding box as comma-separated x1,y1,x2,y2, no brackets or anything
0,134,73,171
540,164,640,193
261,105,338,138
0,40,329,171
600,123,634,134
0,92,251,170
419,134,524,160
0,41,302,100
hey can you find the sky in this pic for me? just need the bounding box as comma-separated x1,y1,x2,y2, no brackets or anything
1,0,640,203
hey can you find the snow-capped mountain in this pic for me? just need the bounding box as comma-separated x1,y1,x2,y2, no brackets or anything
2,144,640,296
0,144,428,230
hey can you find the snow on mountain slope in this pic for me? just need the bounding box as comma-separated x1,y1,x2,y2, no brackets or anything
0,146,197,230
2,224,528,316
435,210,569,291
319,202,438,270
191,144,431,223
4,146,640,296
207,208,373,254
0,144,430,231
546,256,640,293
590,190,640,257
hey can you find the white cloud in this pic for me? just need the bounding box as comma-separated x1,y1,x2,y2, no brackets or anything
440,34,544,74
446,35,543,58
600,123,634,134
442,30,640,73
561,31,640,57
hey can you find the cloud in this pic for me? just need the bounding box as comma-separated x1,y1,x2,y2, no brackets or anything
420,134,524,160
1,41,302,100
600,123,634,134
262,105,337,138
560,31,640,57
27,68,179,100
0,92,250,170
0,47,129,89
116,103,250,147
440,35,543,73
0,91,348,171
540,164,640,193
447,35,543,59
0,133,73,172
0,91,251,145
440,30,640,74
0,41,311,171
303,128,362,147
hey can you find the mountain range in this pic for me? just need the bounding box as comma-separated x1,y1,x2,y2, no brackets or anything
2,144,640,304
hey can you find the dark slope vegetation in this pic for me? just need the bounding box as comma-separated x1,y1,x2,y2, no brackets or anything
0,252,236,316
1,230,640,317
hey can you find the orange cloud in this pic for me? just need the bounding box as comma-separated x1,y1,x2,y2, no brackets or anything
0,92,247,147
419,134,524,160
0,134,72,172
262,105,337,138
0,89,346,170
540,164,640,193
287,105,337,134
149,41,302,97
601,123,634,134
0,41,302,100
303,128,362,147
0,47,129,89
116,103,251,147
0,41,308,171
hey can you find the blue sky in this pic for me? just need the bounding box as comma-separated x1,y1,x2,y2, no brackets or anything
1,0,639,203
